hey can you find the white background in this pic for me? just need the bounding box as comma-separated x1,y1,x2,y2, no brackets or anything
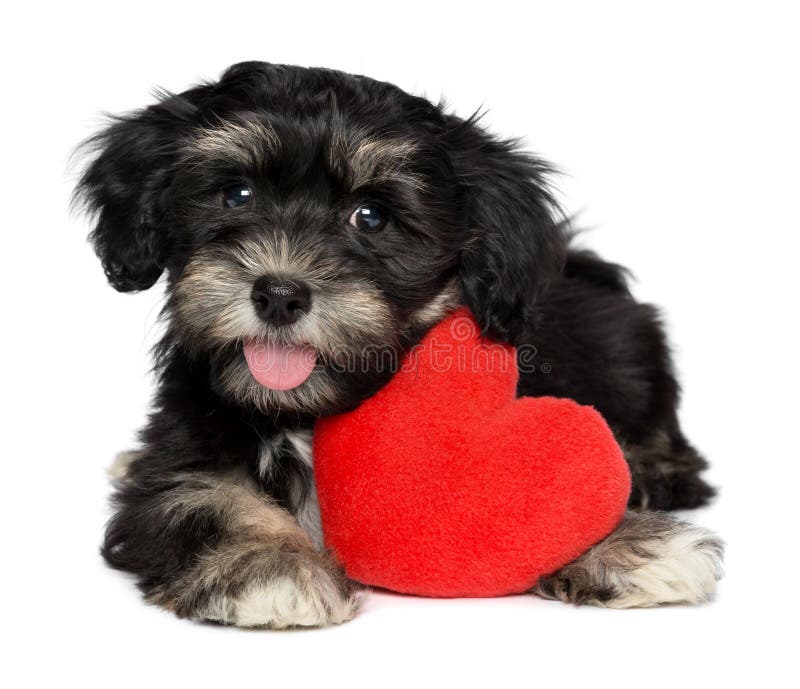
2,1,798,687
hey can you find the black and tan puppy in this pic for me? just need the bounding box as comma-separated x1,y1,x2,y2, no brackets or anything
77,62,723,627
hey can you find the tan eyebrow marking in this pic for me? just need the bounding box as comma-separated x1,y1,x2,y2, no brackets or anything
185,116,280,168
330,134,426,191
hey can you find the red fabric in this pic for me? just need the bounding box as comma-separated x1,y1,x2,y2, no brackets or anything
314,309,631,597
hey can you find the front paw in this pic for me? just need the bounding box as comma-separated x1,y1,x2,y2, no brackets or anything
150,543,360,629
535,512,724,608
205,565,359,629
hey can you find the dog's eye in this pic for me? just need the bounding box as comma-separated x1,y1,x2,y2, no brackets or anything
349,204,388,232
221,183,254,208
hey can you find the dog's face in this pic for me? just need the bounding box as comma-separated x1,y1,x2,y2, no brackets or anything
77,62,564,415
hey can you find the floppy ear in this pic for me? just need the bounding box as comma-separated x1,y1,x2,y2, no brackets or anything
443,115,567,343
75,94,197,291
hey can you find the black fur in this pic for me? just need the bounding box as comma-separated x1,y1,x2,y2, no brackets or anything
444,114,566,342
77,62,715,625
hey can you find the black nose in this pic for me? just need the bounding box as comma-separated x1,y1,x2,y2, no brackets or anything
251,277,312,326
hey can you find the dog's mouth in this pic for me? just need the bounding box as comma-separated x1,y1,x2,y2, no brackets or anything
242,339,318,391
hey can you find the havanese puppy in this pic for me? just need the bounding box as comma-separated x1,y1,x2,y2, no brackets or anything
76,62,723,628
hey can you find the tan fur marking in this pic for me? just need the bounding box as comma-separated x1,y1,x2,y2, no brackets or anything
408,279,462,331
331,134,425,191
185,116,280,168
146,471,358,628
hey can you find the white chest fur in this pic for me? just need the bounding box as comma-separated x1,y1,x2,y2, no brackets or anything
257,429,323,549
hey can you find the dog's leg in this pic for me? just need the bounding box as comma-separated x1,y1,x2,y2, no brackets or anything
104,466,358,628
519,249,716,510
533,511,723,608
623,430,716,510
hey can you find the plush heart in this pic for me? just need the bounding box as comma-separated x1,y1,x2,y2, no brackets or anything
313,309,631,597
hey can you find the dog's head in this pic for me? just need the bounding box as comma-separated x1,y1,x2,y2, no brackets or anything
76,62,565,415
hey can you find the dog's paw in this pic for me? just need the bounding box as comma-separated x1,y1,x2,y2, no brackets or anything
149,542,360,629
534,512,724,608
604,524,724,608
202,564,360,629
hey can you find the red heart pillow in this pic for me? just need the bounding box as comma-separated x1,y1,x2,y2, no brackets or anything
314,309,630,597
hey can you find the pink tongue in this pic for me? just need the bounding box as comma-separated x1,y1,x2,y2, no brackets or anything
243,341,318,391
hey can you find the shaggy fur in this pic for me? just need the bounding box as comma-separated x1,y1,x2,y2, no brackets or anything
77,62,722,627
534,511,724,607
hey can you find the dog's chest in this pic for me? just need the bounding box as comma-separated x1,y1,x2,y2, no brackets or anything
257,429,323,549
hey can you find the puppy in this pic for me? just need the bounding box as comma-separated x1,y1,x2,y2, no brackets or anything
77,62,723,628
